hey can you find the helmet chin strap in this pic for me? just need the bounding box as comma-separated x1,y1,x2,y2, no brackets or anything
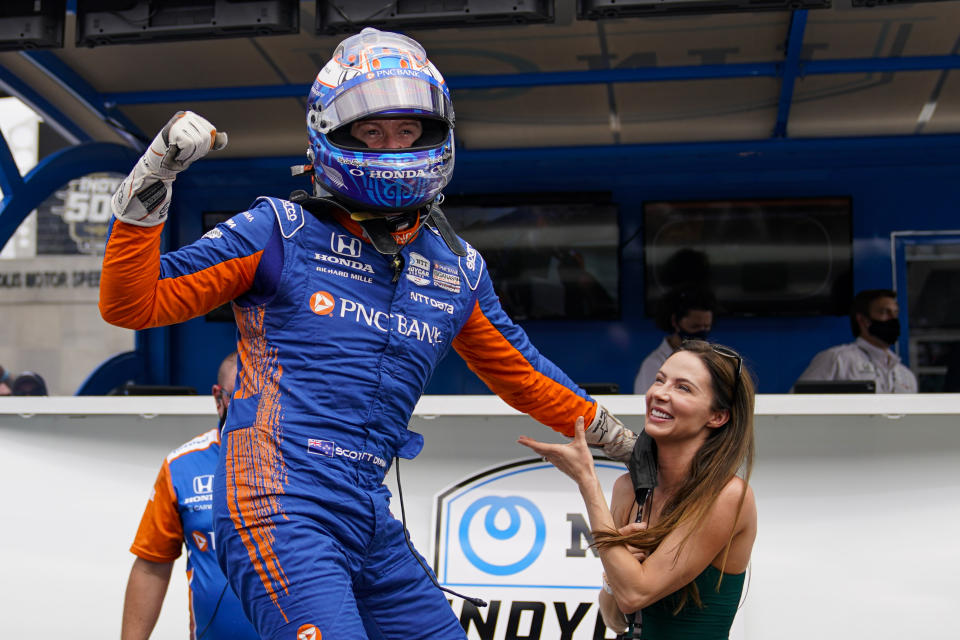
425,200,467,257
354,201,468,258
355,213,414,256
289,181,467,258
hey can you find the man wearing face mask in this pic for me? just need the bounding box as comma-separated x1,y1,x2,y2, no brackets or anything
795,289,917,393
634,285,717,394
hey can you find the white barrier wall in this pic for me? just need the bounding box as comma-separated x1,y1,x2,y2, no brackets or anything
1,395,959,639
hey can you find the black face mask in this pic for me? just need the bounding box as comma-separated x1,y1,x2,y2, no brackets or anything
677,329,710,342
868,317,900,346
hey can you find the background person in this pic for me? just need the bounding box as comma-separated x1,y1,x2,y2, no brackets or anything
634,285,717,394
11,371,47,396
100,27,648,640
795,288,917,393
121,352,258,640
521,340,756,639
0,366,12,395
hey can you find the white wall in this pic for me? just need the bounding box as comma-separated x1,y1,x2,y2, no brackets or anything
1,395,958,639
0,256,134,395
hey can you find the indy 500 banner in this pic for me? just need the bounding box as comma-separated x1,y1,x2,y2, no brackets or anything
432,459,624,640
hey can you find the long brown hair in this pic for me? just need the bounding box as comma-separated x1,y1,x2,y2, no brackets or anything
593,340,755,611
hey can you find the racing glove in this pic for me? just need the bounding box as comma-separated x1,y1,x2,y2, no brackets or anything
111,111,227,227
585,405,639,462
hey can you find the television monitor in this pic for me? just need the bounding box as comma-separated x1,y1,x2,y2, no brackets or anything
643,197,852,317
793,380,876,394
442,193,620,321
578,0,830,19
77,0,299,47
0,0,65,51
316,0,554,34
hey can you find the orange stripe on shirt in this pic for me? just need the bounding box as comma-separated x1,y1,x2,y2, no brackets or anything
99,219,260,329
453,301,597,437
130,461,183,563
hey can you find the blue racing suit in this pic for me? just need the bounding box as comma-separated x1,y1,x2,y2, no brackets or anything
101,197,601,639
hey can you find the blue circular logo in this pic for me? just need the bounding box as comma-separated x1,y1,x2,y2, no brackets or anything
458,496,545,575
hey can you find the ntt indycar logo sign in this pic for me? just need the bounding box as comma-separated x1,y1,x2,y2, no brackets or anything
432,459,625,639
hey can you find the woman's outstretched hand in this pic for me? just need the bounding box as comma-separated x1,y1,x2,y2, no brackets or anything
518,416,598,486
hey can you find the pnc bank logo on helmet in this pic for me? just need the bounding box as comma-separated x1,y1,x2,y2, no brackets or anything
310,291,335,315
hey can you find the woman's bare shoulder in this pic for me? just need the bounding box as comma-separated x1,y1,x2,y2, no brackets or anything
610,472,636,526
612,472,635,501
716,476,757,526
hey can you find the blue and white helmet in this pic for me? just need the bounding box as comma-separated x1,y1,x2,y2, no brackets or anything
306,28,455,213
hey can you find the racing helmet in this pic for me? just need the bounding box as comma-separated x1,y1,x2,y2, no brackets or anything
306,27,455,213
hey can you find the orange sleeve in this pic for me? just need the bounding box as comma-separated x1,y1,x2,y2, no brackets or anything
130,461,183,563
99,219,261,329
453,301,597,436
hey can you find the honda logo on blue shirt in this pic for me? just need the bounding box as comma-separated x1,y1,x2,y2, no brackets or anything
193,474,214,494
332,233,361,258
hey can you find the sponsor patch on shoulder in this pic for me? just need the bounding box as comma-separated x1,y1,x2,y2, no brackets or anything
457,241,484,291
406,252,431,286
432,260,461,293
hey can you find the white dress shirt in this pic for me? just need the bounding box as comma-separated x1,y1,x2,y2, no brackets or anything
795,336,917,393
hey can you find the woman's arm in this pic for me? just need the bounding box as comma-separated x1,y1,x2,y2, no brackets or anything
519,418,754,613
596,476,753,613
598,583,629,634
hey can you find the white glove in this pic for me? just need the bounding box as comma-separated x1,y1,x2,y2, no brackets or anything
585,405,638,462
112,111,227,227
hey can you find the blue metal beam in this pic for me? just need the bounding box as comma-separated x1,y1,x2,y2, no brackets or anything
0,142,139,249
0,63,91,144
193,132,960,179
453,62,782,87
99,54,960,106
0,129,24,197
449,133,960,171
104,83,314,105
102,63,782,105
773,10,808,139
802,55,960,75
19,51,147,148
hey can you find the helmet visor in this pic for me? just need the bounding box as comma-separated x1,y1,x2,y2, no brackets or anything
312,75,454,134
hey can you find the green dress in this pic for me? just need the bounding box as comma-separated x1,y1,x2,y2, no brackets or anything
638,564,746,639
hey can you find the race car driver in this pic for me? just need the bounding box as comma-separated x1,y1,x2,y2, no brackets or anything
100,27,653,640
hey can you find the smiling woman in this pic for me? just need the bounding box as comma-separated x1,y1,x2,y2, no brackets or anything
519,339,757,639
